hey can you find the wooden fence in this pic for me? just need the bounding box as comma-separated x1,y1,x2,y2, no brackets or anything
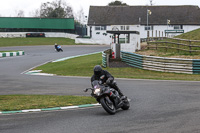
147,38,200,54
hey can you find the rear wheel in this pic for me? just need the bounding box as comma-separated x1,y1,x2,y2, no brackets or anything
100,97,116,115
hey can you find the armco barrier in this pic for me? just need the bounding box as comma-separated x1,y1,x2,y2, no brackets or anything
102,51,107,67
121,51,200,74
102,49,111,68
0,51,25,58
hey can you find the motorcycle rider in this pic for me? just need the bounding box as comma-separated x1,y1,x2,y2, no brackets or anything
91,65,124,96
54,43,63,52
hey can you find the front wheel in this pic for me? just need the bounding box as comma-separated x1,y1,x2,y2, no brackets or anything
121,99,130,110
100,97,116,115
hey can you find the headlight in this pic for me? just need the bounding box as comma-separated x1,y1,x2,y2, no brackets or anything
94,88,101,96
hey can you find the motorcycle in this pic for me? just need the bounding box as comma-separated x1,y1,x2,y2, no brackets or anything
84,76,130,115
55,44,63,52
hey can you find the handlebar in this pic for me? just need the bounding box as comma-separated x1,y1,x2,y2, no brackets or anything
83,88,93,92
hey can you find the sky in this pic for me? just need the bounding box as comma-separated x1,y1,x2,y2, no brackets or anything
0,0,200,18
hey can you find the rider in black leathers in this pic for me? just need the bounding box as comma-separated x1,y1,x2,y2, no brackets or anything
91,65,124,96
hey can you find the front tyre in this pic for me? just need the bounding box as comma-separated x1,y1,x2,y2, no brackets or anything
121,99,130,110
100,97,116,115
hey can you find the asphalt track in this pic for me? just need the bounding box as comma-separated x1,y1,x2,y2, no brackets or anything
1,45,200,133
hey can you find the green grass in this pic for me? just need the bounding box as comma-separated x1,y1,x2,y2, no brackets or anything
176,28,200,40
0,51,19,52
0,37,88,47
0,95,96,111
36,53,200,81
36,53,102,76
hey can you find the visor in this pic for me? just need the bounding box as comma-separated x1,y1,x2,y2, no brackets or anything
94,71,101,75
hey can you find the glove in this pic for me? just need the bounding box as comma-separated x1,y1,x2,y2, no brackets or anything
106,78,113,84
99,80,103,84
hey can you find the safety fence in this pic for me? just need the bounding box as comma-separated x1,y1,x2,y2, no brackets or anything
102,49,111,67
102,51,107,67
121,51,200,74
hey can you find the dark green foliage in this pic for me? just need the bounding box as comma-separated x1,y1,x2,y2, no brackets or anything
108,0,128,6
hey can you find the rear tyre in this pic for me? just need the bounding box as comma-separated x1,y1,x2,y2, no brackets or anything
100,97,116,115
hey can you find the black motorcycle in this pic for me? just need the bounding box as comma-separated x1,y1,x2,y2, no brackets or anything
84,76,130,115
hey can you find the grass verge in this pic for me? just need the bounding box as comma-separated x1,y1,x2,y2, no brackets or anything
0,95,96,111
0,51,21,52
36,53,102,76
0,37,89,47
36,53,200,81
176,28,200,40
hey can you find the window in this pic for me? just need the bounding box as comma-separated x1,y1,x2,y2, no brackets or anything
95,26,101,30
121,26,125,30
95,26,106,30
120,25,129,31
126,26,129,30
174,25,181,30
145,26,153,30
101,26,106,30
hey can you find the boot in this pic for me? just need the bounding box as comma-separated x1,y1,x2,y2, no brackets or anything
114,85,124,96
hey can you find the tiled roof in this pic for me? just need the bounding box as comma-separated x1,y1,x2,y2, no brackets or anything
88,5,200,25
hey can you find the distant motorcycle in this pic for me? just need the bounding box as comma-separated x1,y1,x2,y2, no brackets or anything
54,44,63,52
84,76,130,115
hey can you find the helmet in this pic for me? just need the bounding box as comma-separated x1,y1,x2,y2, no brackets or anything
94,65,102,76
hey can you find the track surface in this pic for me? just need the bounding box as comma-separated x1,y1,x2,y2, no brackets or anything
1,45,200,133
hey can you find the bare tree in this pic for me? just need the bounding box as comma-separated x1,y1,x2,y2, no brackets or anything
75,7,85,24
15,10,25,17
150,0,155,6
29,9,40,17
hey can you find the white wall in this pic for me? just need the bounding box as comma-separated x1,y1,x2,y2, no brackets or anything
0,32,78,39
87,26,111,44
87,25,141,45
45,33,78,39
183,25,200,33
75,38,109,44
85,24,200,45
0,32,26,38
121,34,140,53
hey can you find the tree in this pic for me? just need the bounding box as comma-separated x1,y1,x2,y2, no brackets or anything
15,10,25,17
108,0,128,6
29,9,40,17
75,7,86,24
32,0,74,18
150,0,155,6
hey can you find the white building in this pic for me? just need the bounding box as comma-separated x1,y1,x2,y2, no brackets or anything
84,5,200,44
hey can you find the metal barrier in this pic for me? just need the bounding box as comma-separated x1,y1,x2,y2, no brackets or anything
102,51,107,67
102,49,112,68
121,51,200,74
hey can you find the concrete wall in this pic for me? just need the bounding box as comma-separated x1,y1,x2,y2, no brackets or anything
75,38,109,44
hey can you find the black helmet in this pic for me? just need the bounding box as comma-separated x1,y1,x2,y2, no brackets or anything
94,65,102,76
